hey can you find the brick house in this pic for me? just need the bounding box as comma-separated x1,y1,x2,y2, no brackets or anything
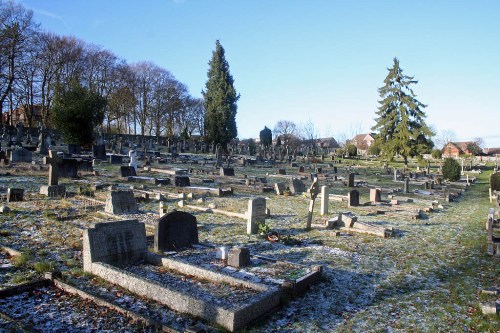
351,133,375,155
442,141,482,157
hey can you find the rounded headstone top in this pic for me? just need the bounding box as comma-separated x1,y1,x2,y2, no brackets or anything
0,205,11,213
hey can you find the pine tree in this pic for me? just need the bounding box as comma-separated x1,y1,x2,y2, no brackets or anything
202,40,239,152
372,58,434,165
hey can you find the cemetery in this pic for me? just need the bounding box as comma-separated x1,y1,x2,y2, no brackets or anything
0,2,499,331
0,135,499,332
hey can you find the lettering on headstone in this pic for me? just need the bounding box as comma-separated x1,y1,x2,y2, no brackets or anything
247,197,266,234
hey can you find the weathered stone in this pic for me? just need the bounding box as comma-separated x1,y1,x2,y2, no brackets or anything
154,211,198,252
274,182,286,195
10,147,32,163
247,197,266,234
7,188,23,202
289,178,305,194
0,205,10,213
83,219,147,270
320,185,329,215
220,167,235,176
228,247,251,268
348,173,355,187
348,190,359,207
370,188,381,203
175,176,191,187
120,165,137,177
104,190,138,214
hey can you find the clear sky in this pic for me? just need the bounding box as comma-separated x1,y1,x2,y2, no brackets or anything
20,0,500,147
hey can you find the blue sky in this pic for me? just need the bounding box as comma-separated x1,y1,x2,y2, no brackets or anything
20,0,500,147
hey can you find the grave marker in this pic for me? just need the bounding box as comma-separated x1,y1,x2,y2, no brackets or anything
348,173,355,187
247,197,266,234
306,177,320,229
348,190,359,207
154,211,199,251
104,190,138,214
7,188,23,202
370,188,381,203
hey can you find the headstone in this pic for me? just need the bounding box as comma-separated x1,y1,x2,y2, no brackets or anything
247,197,266,234
289,178,305,194
67,144,81,155
10,147,32,163
298,166,305,173
274,182,286,195
220,167,235,176
104,190,138,214
129,150,137,171
394,169,398,181
278,168,286,175
109,154,123,164
7,188,23,202
228,247,251,268
120,165,137,177
348,173,355,187
175,176,191,187
92,144,106,160
320,185,329,215
404,177,410,193
40,150,65,197
154,211,198,252
370,188,381,203
83,219,147,270
59,158,78,177
424,181,430,190
333,166,338,173
348,190,359,207
306,177,320,229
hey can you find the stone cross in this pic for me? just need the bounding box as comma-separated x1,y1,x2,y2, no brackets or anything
306,177,320,230
43,150,63,186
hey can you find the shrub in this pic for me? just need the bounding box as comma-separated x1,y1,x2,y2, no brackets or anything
442,158,461,181
431,149,442,159
491,172,500,191
345,144,357,157
367,145,381,156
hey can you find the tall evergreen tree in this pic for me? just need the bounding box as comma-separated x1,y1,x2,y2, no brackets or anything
372,58,433,165
202,40,239,152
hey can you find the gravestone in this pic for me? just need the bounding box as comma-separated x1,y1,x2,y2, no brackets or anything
289,178,305,194
274,182,286,195
306,177,320,229
404,177,410,193
394,169,398,181
247,197,266,234
10,147,32,163
348,190,359,207
129,150,137,171
105,190,138,214
59,158,78,177
120,165,137,177
424,181,430,190
298,166,305,173
228,247,250,268
154,211,199,252
92,144,106,160
220,167,235,176
320,185,329,215
278,168,286,175
40,150,66,197
347,173,355,187
175,176,191,187
109,154,123,164
333,166,337,173
370,188,381,203
83,219,147,271
7,188,23,202
67,144,81,155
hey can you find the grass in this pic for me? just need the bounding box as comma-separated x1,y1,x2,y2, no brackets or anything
33,260,55,273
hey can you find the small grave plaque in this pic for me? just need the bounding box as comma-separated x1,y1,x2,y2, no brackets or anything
228,247,250,268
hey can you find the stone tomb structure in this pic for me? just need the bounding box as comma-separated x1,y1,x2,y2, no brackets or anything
83,219,282,332
105,190,138,214
154,211,199,252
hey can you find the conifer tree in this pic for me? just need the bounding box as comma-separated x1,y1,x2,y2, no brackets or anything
372,58,433,165
202,40,239,152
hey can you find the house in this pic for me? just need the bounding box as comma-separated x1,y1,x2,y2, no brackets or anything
2,105,43,127
351,133,375,155
442,141,482,157
315,137,340,149
483,148,500,157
